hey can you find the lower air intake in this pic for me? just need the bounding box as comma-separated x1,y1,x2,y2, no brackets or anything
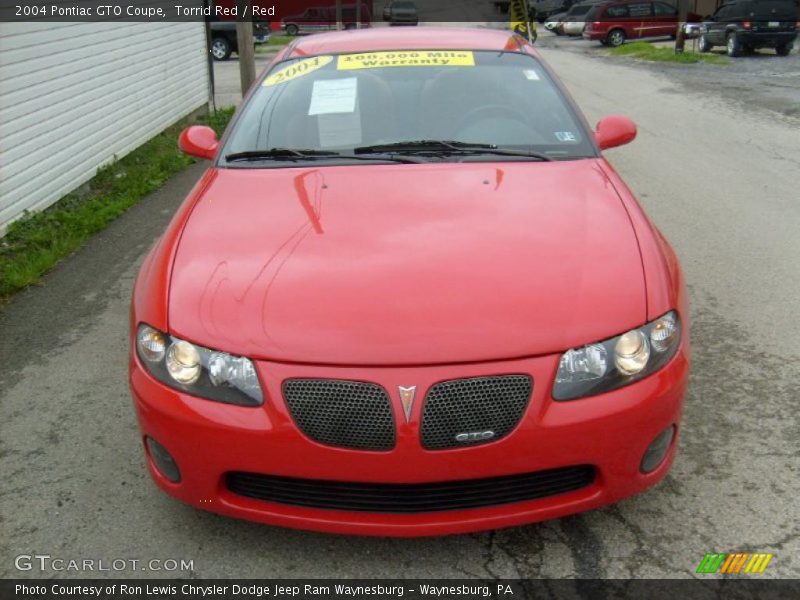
226,465,596,513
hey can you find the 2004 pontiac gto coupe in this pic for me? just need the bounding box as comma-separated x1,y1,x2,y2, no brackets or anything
129,27,689,536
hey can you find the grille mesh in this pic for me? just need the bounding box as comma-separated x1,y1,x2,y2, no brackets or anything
282,379,396,451
421,375,533,450
226,465,595,513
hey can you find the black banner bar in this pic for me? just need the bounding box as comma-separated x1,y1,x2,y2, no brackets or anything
2,580,800,600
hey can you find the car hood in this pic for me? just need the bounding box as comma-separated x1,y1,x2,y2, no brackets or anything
169,160,646,365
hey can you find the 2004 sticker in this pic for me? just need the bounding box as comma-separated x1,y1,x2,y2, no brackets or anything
264,56,334,87
337,50,475,70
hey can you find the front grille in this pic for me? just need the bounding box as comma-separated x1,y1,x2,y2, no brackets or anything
282,379,395,451
226,465,596,513
420,375,533,450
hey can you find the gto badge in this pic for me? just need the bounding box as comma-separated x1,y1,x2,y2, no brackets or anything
398,386,417,422
455,431,496,443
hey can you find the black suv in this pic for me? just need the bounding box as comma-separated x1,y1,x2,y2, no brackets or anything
699,0,798,56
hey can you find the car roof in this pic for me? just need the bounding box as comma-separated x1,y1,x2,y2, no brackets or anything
286,27,531,58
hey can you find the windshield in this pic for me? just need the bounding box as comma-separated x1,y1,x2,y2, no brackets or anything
567,5,594,17
221,50,595,166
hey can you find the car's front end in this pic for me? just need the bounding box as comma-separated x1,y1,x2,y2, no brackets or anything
131,332,687,536
129,161,689,536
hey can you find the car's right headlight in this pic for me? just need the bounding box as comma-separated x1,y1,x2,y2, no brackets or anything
552,311,681,401
135,324,263,407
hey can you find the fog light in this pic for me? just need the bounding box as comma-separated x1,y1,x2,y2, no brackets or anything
640,426,675,473
145,437,181,483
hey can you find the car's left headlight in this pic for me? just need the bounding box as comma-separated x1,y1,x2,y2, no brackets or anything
552,311,681,401
135,324,263,406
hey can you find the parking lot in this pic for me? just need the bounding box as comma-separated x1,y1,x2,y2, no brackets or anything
2,27,799,580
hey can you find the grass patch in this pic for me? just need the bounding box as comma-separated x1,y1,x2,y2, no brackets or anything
268,35,293,46
0,107,235,300
256,35,293,53
610,42,729,65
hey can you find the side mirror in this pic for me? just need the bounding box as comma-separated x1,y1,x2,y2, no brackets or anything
595,115,637,150
178,125,219,160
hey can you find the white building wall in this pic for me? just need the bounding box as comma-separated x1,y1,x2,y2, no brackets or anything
0,22,210,234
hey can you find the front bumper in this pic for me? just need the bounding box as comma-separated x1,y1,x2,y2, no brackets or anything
130,343,689,537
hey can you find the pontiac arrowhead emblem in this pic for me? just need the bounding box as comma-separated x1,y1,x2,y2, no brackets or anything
398,386,417,422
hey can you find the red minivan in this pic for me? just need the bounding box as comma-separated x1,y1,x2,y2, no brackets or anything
583,0,684,46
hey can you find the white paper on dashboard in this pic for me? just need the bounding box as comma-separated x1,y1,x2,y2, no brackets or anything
309,78,358,115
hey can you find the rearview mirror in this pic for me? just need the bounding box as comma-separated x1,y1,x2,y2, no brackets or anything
179,125,219,160
595,115,637,150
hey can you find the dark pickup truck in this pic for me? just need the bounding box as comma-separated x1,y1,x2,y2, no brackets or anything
209,20,271,61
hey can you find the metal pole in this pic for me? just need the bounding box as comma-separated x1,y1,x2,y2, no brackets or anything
336,0,343,30
523,0,534,44
203,0,216,113
236,0,256,95
356,0,362,28
675,0,689,53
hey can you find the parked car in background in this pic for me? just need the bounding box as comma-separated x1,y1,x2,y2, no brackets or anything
583,0,699,46
209,19,271,61
532,0,570,20
698,0,798,56
387,0,419,25
282,4,371,35
545,10,568,32
559,2,601,35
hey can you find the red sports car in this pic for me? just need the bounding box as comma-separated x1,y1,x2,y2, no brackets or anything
130,27,689,536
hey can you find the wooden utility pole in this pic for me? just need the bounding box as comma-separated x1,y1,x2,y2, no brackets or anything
236,0,256,94
674,0,690,53
336,0,343,30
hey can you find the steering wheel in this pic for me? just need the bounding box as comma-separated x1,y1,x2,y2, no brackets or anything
456,104,531,133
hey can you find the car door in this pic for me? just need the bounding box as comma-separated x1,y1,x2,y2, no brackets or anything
706,4,730,44
652,2,678,37
627,2,655,38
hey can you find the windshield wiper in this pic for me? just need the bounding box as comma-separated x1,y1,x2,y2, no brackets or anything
224,148,424,164
355,140,553,161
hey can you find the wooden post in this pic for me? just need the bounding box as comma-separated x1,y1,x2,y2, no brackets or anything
675,0,689,53
236,0,256,94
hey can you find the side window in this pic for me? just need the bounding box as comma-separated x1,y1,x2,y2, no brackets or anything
654,3,678,16
714,5,731,19
606,4,630,17
628,3,654,17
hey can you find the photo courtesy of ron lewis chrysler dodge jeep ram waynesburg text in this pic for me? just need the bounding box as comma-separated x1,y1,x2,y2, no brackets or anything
129,27,689,537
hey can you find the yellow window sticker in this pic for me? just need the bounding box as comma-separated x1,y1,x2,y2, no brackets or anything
264,55,334,87
337,50,475,71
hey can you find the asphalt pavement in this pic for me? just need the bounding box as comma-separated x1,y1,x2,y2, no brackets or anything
1,35,799,580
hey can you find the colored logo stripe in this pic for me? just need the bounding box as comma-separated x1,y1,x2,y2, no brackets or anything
697,554,726,573
697,553,773,574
